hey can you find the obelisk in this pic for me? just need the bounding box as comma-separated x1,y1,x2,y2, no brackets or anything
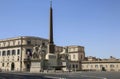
48,0,55,54
45,0,57,68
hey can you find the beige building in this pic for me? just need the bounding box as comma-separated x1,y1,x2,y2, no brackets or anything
0,36,48,71
0,36,85,72
82,56,120,71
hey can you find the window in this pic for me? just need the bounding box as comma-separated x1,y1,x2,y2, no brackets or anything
76,64,78,68
73,54,75,59
17,49,20,55
27,40,31,45
12,50,16,55
2,51,6,56
2,63,4,67
7,50,10,56
95,65,98,68
73,64,75,68
110,65,114,68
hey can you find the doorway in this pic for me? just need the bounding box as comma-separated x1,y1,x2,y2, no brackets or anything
11,62,15,71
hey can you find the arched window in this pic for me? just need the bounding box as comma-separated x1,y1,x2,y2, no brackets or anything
12,50,16,55
7,50,10,56
2,51,6,56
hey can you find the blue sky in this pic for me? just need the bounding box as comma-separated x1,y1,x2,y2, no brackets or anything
0,0,120,58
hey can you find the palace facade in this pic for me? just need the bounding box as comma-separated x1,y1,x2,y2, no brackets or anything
0,36,48,71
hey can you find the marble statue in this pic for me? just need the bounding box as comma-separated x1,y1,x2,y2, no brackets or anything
32,45,39,59
60,47,69,60
32,43,47,59
38,43,47,59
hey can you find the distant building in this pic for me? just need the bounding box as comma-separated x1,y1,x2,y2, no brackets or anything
82,56,120,71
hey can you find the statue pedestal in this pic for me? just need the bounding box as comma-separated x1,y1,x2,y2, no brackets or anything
30,59,41,72
45,53,57,69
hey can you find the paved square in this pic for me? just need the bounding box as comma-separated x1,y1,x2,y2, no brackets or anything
0,71,120,79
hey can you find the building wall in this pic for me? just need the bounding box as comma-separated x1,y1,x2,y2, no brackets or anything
67,46,85,71
68,46,85,61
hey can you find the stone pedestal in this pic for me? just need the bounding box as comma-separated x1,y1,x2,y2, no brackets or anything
30,60,41,72
45,53,57,69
